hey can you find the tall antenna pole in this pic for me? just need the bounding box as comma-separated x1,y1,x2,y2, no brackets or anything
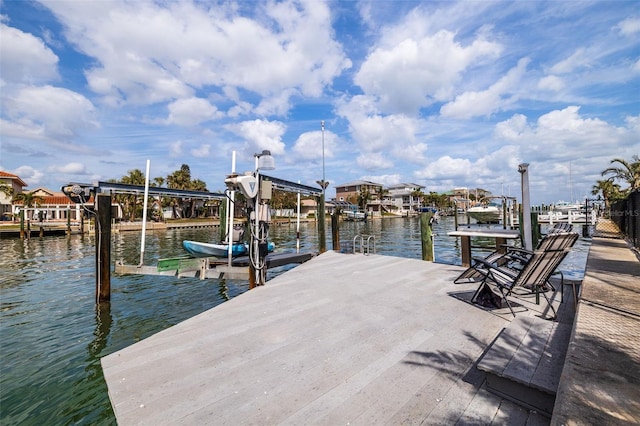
321,120,326,194
318,120,327,253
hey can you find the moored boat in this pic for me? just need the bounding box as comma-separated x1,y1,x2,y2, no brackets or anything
466,204,501,224
344,210,366,221
182,240,276,258
182,240,248,258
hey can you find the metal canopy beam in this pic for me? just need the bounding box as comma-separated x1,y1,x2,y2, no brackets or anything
64,181,226,200
96,181,225,199
260,175,321,196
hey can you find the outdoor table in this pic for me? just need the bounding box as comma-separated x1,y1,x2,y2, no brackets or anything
448,229,521,267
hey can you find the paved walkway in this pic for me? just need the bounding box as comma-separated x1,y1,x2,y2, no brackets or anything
552,221,640,425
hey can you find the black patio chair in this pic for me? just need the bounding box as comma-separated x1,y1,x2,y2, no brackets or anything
470,248,570,319
454,232,578,285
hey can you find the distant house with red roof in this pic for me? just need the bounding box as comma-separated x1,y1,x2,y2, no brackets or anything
0,172,94,222
0,171,27,220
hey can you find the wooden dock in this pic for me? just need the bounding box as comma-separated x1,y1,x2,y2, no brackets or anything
102,251,563,425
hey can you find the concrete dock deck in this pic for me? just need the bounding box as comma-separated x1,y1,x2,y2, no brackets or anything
102,252,557,425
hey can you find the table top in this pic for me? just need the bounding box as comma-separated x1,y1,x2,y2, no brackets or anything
448,228,520,239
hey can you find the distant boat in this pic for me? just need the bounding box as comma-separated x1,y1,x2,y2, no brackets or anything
467,204,501,224
182,240,275,258
344,210,366,221
183,241,248,258
553,200,583,213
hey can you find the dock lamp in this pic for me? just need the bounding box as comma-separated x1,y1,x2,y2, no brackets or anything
518,163,532,250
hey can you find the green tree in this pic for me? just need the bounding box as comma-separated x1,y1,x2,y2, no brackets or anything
0,182,13,198
167,164,192,218
357,188,371,211
411,188,424,210
166,165,209,218
591,179,622,208
601,155,640,194
12,191,45,219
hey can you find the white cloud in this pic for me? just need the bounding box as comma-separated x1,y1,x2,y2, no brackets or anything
355,29,502,115
617,17,640,36
170,140,183,157
360,174,402,187
291,130,336,161
43,0,350,111
357,152,394,170
337,95,425,165
166,98,220,127
538,75,565,92
1,85,97,140
226,119,286,156
12,165,44,187
415,156,472,180
550,48,591,74
190,144,210,157
0,23,59,83
48,162,87,174
494,114,530,141
440,58,530,119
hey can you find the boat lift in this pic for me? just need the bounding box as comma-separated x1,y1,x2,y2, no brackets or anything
61,156,321,302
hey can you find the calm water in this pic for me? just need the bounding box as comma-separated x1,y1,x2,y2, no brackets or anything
0,216,590,424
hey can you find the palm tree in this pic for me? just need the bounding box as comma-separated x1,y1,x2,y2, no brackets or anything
411,188,424,211
601,155,640,194
110,169,146,221
167,164,192,218
591,179,622,208
357,188,371,211
189,178,208,217
0,182,13,198
12,191,45,219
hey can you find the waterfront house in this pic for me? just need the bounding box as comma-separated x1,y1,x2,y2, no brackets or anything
0,171,27,220
334,180,385,216
11,187,99,222
386,183,425,215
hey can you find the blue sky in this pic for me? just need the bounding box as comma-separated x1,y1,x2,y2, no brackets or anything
1,0,638,204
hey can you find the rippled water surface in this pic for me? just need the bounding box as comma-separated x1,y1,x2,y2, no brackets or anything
0,216,589,424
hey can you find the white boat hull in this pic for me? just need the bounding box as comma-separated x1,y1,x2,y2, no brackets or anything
467,207,501,223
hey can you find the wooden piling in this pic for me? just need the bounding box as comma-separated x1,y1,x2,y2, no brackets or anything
19,210,25,239
331,212,340,251
453,202,459,229
96,194,111,303
420,212,434,262
318,195,326,253
531,212,540,248
66,209,71,235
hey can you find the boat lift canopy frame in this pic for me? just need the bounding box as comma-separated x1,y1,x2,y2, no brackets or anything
259,175,321,197
62,181,226,202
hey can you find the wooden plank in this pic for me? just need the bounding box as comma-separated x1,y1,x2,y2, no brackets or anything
156,256,198,272
502,317,553,386
530,322,572,393
477,316,535,376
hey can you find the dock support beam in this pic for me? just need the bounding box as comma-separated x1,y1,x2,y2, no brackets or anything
331,212,340,251
19,210,25,239
318,194,326,253
420,212,434,262
96,194,112,303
